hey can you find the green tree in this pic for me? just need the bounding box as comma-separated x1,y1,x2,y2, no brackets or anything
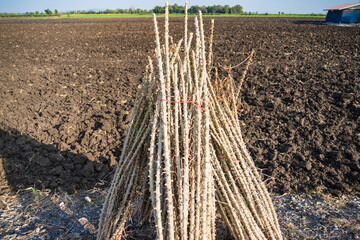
189,5,199,13
215,5,225,13
54,9,58,15
172,4,185,13
224,5,230,14
232,5,243,14
153,6,165,13
44,9,52,15
199,6,207,13
136,8,144,14
207,5,216,14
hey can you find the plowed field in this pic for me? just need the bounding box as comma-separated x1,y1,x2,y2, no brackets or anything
0,17,359,197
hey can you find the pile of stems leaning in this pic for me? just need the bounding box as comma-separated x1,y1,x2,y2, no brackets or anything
98,2,282,240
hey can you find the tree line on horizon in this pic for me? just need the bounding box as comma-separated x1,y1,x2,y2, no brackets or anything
1,4,325,17
1,4,244,16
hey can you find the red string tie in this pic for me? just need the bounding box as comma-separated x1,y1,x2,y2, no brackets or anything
124,155,136,161
114,230,133,240
158,87,207,111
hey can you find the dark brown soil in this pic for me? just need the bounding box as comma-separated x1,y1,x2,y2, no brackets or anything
0,17,359,197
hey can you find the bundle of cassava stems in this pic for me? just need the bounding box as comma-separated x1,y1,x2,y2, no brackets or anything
98,2,282,240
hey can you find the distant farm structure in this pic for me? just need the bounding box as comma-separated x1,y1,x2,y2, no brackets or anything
324,2,360,23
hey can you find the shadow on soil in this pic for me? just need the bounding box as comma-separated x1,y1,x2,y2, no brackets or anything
0,194,98,239
0,126,112,194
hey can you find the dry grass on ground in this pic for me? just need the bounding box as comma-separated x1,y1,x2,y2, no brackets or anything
0,188,359,239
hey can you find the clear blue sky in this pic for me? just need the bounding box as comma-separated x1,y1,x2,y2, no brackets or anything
0,0,358,14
